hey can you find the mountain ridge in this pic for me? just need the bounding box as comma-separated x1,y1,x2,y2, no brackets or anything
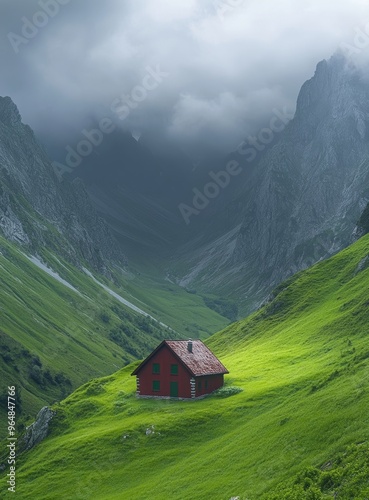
0,96,126,275
171,53,369,313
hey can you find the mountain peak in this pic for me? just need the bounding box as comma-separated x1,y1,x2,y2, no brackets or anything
294,52,365,123
0,96,22,127
314,51,352,76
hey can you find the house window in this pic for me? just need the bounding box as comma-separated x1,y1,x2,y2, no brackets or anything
205,379,208,390
170,364,178,375
152,363,160,374
153,380,160,392
198,380,202,390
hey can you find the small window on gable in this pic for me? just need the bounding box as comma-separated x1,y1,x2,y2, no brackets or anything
152,363,160,374
153,380,160,392
170,364,178,375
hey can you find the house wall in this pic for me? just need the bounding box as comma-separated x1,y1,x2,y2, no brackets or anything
137,345,192,398
194,374,224,397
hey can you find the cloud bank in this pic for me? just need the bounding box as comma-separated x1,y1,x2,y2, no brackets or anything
1,0,369,157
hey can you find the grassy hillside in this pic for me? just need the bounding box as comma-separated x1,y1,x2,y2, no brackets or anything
263,442,369,499
111,263,231,338
0,235,228,439
3,233,369,499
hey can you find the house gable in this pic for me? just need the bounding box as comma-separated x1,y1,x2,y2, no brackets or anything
133,342,193,398
131,340,193,377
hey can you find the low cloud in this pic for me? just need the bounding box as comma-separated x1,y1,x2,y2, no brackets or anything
1,0,369,158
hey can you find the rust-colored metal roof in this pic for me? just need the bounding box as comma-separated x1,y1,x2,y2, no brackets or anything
166,340,228,376
131,340,229,376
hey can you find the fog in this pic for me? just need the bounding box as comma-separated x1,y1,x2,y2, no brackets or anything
1,0,369,158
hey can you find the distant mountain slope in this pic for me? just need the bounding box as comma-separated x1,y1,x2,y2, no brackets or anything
0,234,176,439
0,96,126,274
0,231,230,439
69,128,197,257
56,54,369,316
171,53,369,312
7,232,369,499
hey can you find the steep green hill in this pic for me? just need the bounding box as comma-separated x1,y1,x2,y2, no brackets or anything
0,235,228,440
3,233,369,499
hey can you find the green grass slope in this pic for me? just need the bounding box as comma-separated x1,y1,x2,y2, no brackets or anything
113,266,231,337
263,442,369,499
0,236,169,437
0,235,228,440
3,234,369,499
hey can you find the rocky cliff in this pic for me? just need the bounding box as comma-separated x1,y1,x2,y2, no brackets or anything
0,96,126,274
28,53,369,314
173,53,369,312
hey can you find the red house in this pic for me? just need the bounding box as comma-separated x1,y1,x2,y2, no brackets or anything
131,339,229,399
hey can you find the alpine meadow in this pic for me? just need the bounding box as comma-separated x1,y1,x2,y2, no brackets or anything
2,1,369,499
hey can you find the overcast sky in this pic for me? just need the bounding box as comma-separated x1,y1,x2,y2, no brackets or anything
1,0,369,158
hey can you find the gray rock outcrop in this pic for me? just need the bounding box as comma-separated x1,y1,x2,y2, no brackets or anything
23,406,55,450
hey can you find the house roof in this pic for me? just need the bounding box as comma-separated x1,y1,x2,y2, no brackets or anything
131,340,229,377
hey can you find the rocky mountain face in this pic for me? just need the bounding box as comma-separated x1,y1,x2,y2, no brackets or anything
0,96,126,274
172,54,369,312
356,201,369,237
16,52,369,315
68,127,198,258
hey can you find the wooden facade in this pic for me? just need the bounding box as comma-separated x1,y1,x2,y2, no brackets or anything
131,340,228,399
